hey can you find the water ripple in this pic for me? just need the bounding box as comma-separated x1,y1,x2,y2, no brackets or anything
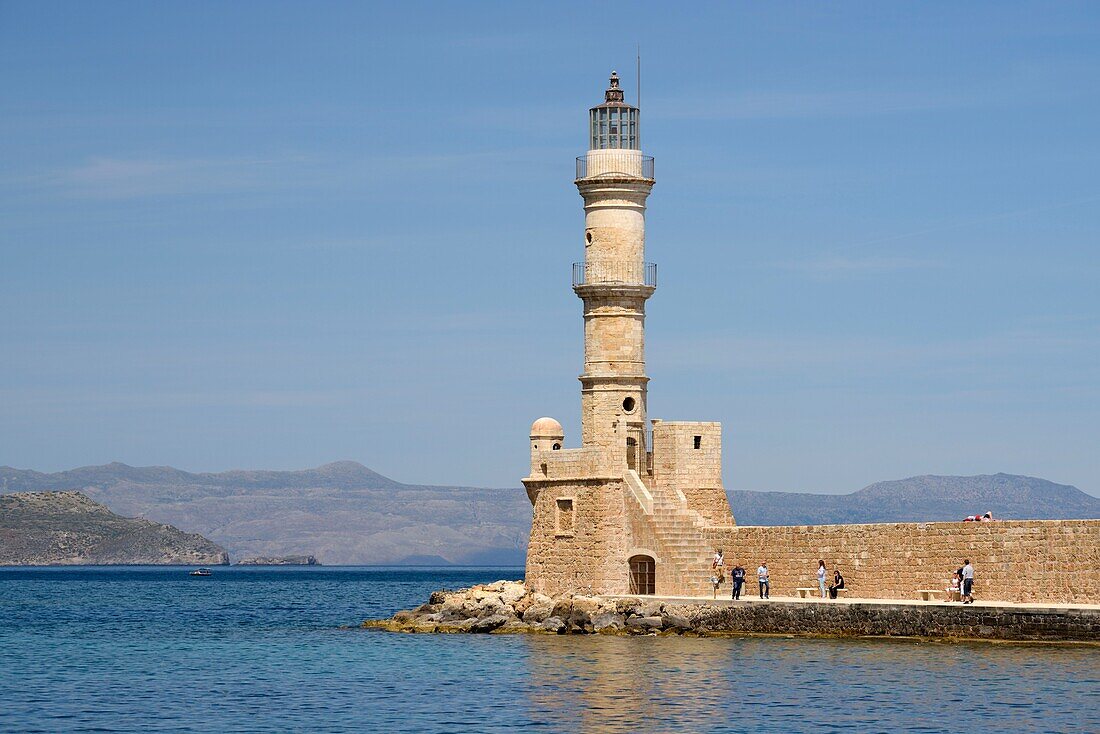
1,567,1098,733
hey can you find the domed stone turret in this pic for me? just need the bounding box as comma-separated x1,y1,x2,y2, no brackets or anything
530,417,564,439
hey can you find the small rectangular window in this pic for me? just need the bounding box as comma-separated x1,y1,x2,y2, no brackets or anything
556,498,575,535
693,435,702,450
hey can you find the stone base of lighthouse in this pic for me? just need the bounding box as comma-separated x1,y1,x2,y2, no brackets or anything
523,418,734,597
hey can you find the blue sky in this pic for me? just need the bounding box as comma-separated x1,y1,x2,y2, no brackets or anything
1,2,1098,495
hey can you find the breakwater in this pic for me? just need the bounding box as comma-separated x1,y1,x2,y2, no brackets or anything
364,580,1100,643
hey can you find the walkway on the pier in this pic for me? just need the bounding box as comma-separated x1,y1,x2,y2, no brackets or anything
607,594,1100,613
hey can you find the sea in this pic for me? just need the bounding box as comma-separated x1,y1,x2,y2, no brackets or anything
1,566,1097,733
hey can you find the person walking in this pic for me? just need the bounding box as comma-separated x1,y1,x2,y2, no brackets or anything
757,562,770,599
961,559,975,604
828,569,845,599
816,560,827,599
710,549,725,600
731,564,746,600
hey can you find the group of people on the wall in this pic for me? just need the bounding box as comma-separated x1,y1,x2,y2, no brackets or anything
709,550,976,603
709,551,846,601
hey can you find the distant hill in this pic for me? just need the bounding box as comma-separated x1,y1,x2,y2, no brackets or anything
1,463,1096,565
0,462,529,566
0,491,229,566
729,474,1100,525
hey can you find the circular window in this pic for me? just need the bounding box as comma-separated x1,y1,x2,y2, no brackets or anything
552,443,561,451
622,397,636,413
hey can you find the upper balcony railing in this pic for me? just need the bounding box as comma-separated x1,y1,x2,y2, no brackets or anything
573,260,657,288
576,153,654,181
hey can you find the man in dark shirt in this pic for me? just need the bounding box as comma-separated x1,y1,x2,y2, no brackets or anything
731,565,745,600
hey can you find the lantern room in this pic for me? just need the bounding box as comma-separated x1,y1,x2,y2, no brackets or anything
589,71,639,150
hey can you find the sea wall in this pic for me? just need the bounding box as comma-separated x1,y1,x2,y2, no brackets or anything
364,582,1100,643
700,519,1100,605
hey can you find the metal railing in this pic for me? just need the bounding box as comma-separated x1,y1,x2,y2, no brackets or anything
572,260,657,287
576,153,654,180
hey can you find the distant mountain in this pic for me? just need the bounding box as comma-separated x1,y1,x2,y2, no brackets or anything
0,462,528,566
1,463,1096,565
728,474,1100,526
0,491,229,566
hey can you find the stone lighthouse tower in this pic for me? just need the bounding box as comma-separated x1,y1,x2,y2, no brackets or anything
575,71,656,466
523,72,732,598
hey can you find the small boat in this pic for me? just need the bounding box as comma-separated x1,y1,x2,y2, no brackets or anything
189,568,213,577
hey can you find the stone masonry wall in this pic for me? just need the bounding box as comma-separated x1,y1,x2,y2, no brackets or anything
651,421,733,525
695,519,1100,604
525,478,629,597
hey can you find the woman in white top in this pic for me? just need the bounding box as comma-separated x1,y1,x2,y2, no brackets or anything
817,560,827,599
945,572,961,602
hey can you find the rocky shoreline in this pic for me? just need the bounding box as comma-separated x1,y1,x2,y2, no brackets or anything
363,581,1100,642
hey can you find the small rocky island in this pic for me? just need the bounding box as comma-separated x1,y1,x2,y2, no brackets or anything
365,581,1100,642
0,491,229,566
236,555,320,566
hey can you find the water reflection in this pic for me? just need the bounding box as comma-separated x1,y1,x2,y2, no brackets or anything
523,634,1100,733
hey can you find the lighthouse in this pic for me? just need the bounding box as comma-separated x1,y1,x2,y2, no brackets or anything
574,71,656,467
523,72,732,598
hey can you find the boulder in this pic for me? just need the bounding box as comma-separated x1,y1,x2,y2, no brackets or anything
470,614,510,633
428,590,447,605
500,582,526,606
540,616,566,633
551,599,574,620
472,589,502,604
523,599,555,624
568,597,602,631
662,613,692,631
626,615,664,632
592,612,626,633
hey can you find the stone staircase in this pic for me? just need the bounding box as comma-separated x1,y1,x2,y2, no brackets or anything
626,470,715,596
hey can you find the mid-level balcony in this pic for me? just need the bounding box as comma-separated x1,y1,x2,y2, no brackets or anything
576,152,655,181
573,260,657,288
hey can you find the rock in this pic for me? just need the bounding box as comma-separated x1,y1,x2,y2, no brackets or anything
567,597,602,631
500,582,526,606
513,594,535,616
551,599,574,620
236,555,319,566
540,616,566,633
626,615,664,632
523,599,555,624
592,612,626,632
470,614,510,633
485,580,507,592
428,590,447,605
444,618,478,632
662,613,692,631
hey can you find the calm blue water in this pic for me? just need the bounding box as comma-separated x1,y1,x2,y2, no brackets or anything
1,567,1097,733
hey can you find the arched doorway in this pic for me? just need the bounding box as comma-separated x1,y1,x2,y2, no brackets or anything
629,554,655,595
626,437,638,471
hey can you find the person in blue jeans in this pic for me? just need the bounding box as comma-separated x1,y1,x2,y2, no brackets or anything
961,559,975,603
731,564,746,600
757,562,769,599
